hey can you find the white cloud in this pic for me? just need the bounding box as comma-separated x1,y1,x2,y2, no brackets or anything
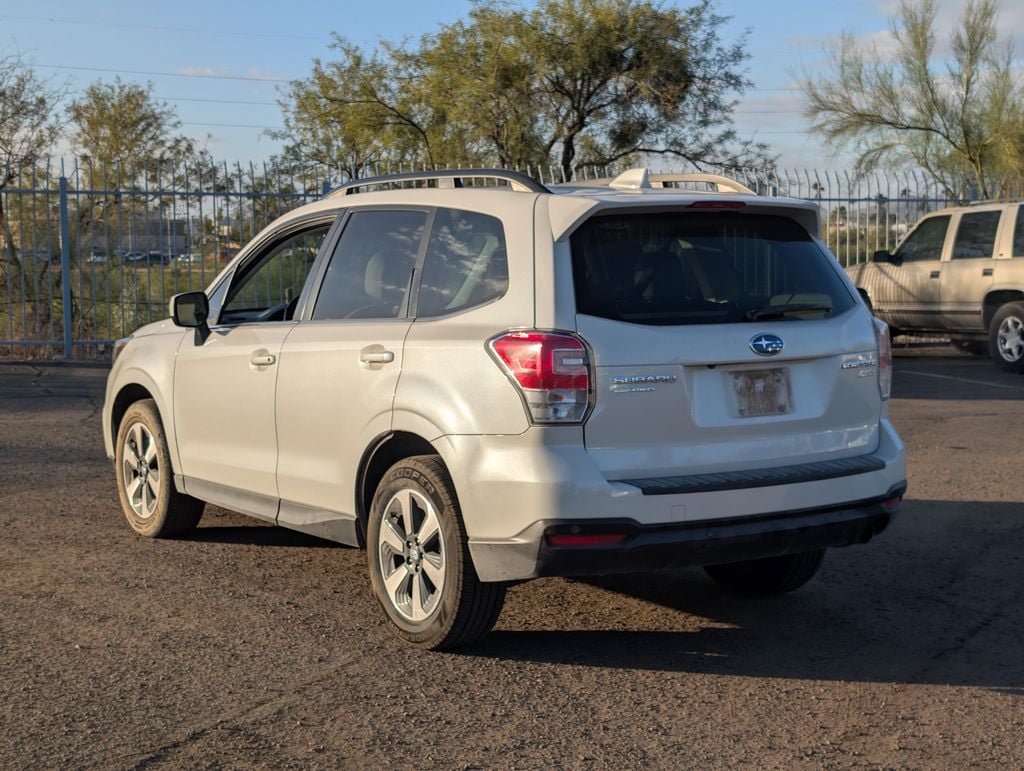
176,66,218,78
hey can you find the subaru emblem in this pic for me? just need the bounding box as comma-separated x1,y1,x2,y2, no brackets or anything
750,333,784,356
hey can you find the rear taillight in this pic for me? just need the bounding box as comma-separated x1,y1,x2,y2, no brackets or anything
873,317,892,400
489,331,591,423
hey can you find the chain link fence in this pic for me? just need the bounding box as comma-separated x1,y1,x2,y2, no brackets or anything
2,158,1021,359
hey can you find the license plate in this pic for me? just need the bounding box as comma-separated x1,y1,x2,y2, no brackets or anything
731,368,792,417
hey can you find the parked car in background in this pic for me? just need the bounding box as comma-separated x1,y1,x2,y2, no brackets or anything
87,250,108,264
126,251,172,267
847,201,1024,371
103,168,906,649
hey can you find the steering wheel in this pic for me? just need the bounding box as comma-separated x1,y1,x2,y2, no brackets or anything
255,302,289,322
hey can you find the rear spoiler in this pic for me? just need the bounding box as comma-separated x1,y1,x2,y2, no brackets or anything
547,196,821,242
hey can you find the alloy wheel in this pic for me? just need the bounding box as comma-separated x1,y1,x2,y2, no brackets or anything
376,488,446,622
122,422,160,519
997,315,1024,362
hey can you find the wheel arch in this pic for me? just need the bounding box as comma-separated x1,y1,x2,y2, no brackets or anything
356,431,442,544
111,382,158,447
983,289,1024,330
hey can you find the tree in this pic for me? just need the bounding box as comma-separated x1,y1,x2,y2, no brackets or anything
507,0,765,178
68,78,195,182
0,51,64,286
275,39,436,179
800,0,1024,197
280,0,769,179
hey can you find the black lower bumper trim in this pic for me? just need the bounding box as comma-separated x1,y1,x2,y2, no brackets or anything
620,453,887,496
528,482,906,578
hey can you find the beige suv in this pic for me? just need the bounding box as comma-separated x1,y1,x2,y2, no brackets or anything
847,201,1024,370
103,168,906,649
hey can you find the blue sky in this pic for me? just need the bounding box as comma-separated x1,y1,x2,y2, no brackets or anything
2,0,1020,170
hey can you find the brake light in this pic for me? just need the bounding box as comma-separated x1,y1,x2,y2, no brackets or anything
687,200,746,209
489,331,591,423
873,317,892,400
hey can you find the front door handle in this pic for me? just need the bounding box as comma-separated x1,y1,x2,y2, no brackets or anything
983,268,994,276
360,349,395,364
250,353,276,367
930,270,940,279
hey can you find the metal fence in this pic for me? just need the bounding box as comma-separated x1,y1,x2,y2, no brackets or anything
2,158,1022,359
1,158,334,359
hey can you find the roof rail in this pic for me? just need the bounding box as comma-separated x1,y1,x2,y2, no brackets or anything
327,168,549,197
647,173,756,196
577,168,756,195
967,198,1023,206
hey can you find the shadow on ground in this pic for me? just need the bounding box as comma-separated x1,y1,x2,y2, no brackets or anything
463,499,1024,690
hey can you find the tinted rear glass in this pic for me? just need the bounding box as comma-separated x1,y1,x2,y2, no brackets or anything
570,212,855,325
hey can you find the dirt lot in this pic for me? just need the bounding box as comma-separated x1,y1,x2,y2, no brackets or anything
1,348,1022,769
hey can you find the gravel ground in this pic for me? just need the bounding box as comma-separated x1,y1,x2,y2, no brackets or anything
1,349,1022,769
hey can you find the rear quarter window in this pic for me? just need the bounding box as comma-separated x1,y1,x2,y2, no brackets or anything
570,212,856,325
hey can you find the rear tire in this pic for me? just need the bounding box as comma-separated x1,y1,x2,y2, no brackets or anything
704,549,825,596
115,399,204,537
367,455,505,650
989,302,1024,372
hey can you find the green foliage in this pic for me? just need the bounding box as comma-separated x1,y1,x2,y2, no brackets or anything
279,0,770,179
0,52,65,295
68,78,197,179
800,0,1024,197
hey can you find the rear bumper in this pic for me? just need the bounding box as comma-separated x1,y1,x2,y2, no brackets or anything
468,482,904,581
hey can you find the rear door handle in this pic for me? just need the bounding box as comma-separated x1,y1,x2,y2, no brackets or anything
360,349,395,364
983,268,994,276
930,271,940,279
250,353,276,366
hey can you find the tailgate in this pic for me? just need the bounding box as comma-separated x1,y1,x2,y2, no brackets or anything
568,209,881,480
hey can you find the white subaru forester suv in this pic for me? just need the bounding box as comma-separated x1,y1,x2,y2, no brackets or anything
103,168,907,649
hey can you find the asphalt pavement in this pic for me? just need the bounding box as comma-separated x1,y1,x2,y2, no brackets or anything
1,347,1021,768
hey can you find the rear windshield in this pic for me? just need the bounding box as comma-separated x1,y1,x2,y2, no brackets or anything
570,212,855,325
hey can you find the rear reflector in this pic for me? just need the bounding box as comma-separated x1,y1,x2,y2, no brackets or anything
547,533,627,547
687,200,746,209
882,495,902,511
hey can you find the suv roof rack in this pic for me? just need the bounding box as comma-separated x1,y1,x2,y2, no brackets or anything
559,168,756,195
647,172,756,195
327,168,549,197
967,198,1024,206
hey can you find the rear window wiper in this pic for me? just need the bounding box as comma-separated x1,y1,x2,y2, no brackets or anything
744,303,832,321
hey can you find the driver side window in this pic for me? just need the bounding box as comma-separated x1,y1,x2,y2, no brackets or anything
895,215,950,262
220,225,331,324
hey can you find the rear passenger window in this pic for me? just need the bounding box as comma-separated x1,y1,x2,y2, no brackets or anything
952,211,1001,259
417,208,508,317
1014,207,1024,257
312,210,427,320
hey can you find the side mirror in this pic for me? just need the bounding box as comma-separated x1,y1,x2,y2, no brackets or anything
170,291,211,345
872,250,901,265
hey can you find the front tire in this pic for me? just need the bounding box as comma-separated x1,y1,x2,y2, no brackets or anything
704,549,825,596
989,302,1024,372
367,455,505,650
114,399,204,537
